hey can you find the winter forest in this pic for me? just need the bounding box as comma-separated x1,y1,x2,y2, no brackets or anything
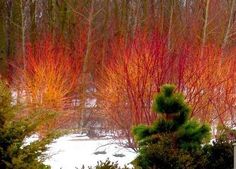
0,0,236,169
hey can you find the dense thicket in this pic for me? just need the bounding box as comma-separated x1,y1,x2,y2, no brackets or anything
98,38,236,146
0,0,236,138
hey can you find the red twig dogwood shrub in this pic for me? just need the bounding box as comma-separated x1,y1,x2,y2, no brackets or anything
182,46,236,125
97,33,171,144
98,33,236,143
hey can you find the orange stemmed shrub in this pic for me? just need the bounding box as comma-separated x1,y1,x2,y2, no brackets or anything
13,37,81,111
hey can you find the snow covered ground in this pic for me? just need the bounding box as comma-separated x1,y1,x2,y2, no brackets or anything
43,134,137,169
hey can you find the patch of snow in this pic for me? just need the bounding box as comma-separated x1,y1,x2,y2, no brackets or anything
44,134,137,169
11,90,18,105
23,133,40,147
71,98,97,108
85,98,96,108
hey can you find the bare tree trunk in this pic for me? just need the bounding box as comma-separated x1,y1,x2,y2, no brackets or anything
101,0,110,69
20,0,31,71
5,0,13,59
35,0,47,34
20,0,31,104
221,0,236,55
20,0,25,71
80,0,95,131
83,1,94,73
167,1,174,52
201,0,210,58
131,1,139,38
160,0,165,36
48,0,56,41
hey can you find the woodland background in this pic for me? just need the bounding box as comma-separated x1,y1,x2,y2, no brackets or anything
0,0,236,144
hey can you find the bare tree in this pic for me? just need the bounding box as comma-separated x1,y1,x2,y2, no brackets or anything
167,0,174,51
5,0,13,58
221,0,236,54
35,0,48,34
79,0,95,131
20,0,31,70
201,0,210,58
